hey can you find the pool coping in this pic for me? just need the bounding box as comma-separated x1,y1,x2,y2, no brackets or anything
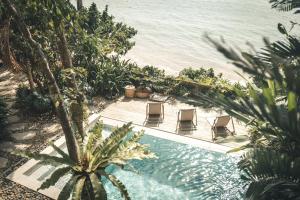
6,113,240,199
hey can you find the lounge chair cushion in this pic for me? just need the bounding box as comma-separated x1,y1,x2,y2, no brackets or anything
179,109,195,121
148,103,162,115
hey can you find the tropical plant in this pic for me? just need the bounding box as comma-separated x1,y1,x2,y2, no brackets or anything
17,122,156,200
194,6,300,198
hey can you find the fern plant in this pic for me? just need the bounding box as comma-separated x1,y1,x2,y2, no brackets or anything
17,122,156,200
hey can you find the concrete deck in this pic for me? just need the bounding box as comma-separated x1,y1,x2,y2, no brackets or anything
101,97,249,148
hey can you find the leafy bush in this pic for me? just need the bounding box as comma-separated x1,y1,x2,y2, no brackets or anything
179,67,217,79
88,57,134,99
85,56,242,101
0,97,8,138
16,84,53,115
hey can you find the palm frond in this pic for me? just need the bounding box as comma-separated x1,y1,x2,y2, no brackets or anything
71,176,86,200
51,143,75,165
240,149,300,199
269,0,300,13
58,175,80,200
103,173,131,200
38,166,72,190
14,150,74,166
93,131,156,169
89,173,107,200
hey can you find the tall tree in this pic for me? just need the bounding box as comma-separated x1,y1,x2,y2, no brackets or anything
3,0,81,163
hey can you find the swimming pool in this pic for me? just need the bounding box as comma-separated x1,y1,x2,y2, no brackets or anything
8,122,245,199
103,129,245,200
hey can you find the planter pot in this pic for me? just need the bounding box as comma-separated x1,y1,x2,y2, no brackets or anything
124,85,135,98
135,87,152,98
135,91,151,98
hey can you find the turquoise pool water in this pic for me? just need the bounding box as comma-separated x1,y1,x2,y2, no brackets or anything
104,134,245,200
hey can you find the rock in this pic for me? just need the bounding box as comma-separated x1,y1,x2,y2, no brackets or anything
12,131,36,141
0,141,30,153
8,123,27,132
7,115,21,124
0,157,8,168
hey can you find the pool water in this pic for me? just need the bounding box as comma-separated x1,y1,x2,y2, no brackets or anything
103,134,245,200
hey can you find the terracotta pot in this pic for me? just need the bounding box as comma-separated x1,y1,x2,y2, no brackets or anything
124,85,135,98
135,87,152,98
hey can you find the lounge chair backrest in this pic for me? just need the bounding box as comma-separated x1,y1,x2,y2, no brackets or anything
179,109,195,121
148,103,162,115
214,116,230,127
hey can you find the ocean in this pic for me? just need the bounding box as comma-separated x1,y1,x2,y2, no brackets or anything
80,0,298,80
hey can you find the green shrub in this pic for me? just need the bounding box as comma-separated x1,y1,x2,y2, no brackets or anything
0,97,8,138
179,67,217,80
16,84,53,115
88,57,134,99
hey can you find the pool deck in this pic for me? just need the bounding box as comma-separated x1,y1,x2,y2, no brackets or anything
100,97,249,149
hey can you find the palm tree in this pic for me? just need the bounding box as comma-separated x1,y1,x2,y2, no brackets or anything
18,122,156,199
196,29,300,200
192,2,300,198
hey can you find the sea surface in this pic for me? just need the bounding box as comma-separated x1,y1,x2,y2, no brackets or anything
80,0,299,80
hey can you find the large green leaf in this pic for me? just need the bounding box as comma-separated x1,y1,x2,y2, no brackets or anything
51,143,75,166
89,173,107,200
14,150,73,166
71,176,86,200
38,166,71,190
58,175,80,200
104,173,131,200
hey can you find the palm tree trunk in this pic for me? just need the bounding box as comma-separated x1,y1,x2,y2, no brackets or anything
55,22,73,68
3,0,81,164
77,0,83,10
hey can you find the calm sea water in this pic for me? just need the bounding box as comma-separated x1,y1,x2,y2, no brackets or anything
81,0,298,80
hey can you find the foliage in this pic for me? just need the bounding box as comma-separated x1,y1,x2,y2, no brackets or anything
269,0,300,13
56,67,90,139
16,122,156,200
0,97,8,138
179,67,216,79
88,57,134,98
16,84,53,115
170,67,243,99
195,4,300,198
239,149,300,199
86,56,241,100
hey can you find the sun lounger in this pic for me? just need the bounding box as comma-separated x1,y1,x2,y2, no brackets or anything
145,102,164,124
176,109,197,131
207,115,235,141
